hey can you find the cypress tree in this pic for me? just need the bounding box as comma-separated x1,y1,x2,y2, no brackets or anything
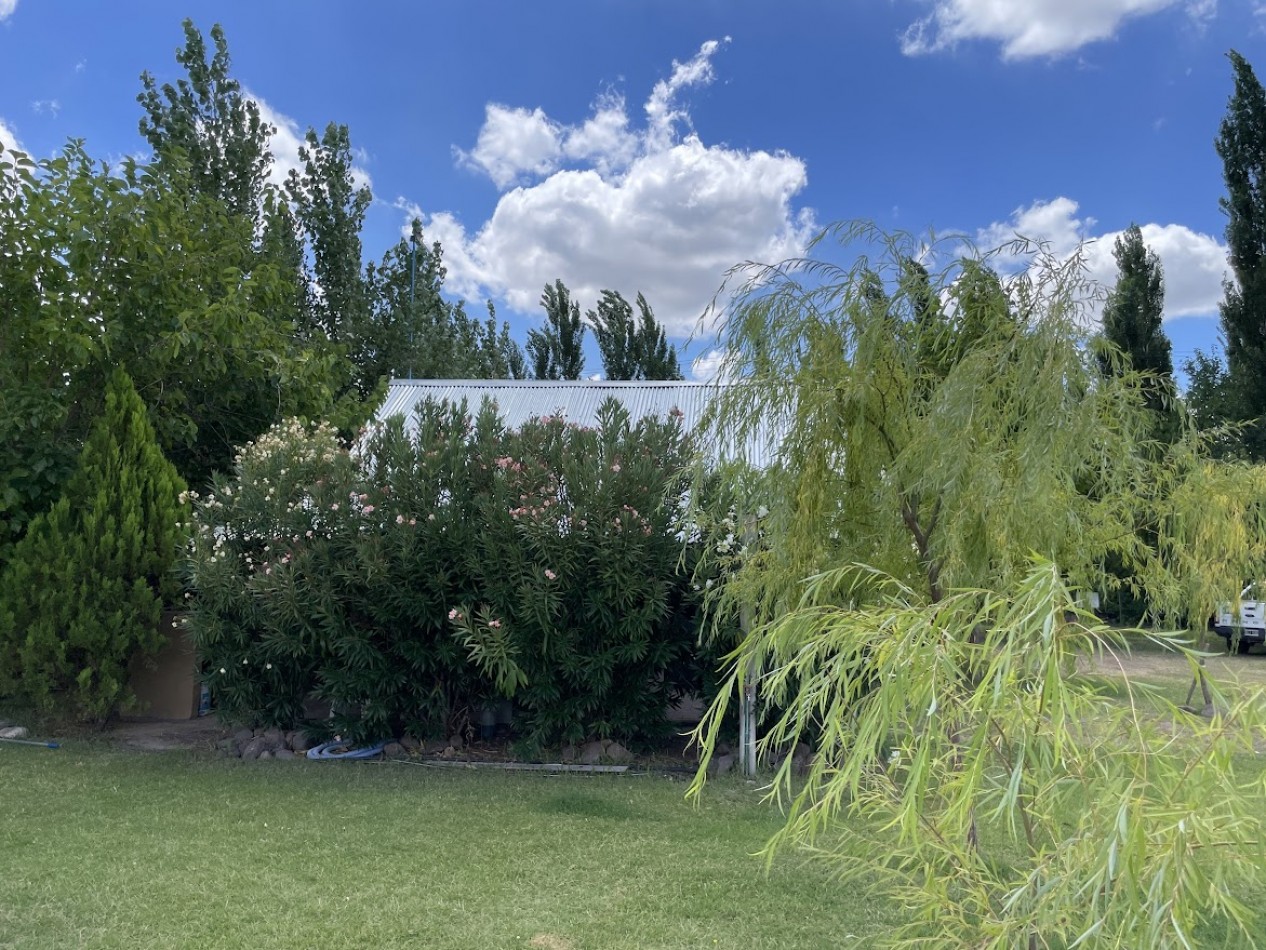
1216,50,1266,458
0,369,186,720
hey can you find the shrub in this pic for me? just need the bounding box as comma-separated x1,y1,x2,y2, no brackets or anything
0,369,187,720
189,398,712,747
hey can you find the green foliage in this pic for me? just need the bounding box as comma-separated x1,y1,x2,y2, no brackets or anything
1098,224,1178,440
589,290,682,380
529,280,587,380
365,221,526,382
1216,50,1266,460
1182,350,1244,458
138,18,272,219
465,401,702,747
696,562,1266,947
689,223,1266,947
0,136,357,572
189,401,709,747
0,370,187,720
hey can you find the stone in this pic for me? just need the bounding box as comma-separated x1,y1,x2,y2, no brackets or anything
578,740,606,765
383,742,404,756
274,749,296,760
287,730,313,753
422,738,448,755
258,750,273,760
232,728,253,744
560,744,577,764
447,733,464,750
604,741,632,764
262,728,286,751
0,726,29,740
399,734,421,752
708,753,736,776
239,736,268,761
217,738,241,757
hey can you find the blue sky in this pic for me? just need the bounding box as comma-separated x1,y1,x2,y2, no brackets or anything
1,1,1262,380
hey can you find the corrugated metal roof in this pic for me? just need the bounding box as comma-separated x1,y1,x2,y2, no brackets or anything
374,378,774,467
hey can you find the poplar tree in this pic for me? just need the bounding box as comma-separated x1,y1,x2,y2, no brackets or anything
0,370,186,721
589,290,682,380
1099,224,1178,439
528,279,586,380
1216,50,1266,458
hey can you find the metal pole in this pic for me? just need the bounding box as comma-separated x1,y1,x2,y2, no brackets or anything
738,512,758,778
408,232,417,380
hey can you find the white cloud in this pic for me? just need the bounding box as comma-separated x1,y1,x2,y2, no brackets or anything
249,92,372,194
457,105,563,189
0,116,24,154
0,0,17,21
410,38,813,336
900,0,1208,59
977,196,1228,320
691,348,728,382
30,99,60,117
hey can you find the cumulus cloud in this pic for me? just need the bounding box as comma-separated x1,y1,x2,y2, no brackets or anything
691,348,729,382
457,105,564,189
0,116,25,154
250,92,372,194
977,196,1228,320
0,0,16,21
900,0,1209,59
409,38,813,336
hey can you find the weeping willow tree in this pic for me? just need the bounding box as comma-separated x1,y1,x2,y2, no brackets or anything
690,223,1266,948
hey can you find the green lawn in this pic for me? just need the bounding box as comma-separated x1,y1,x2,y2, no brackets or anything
0,745,894,949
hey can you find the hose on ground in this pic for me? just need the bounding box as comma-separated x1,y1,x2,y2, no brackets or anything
306,740,387,760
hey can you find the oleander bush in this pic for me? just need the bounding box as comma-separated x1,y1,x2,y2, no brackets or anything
188,398,716,747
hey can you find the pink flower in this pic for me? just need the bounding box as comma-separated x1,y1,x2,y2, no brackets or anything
544,569,557,581
362,505,375,514
331,503,339,511
396,514,405,525
610,463,621,473
409,518,417,526
427,513,435,522
448,608,460,621
489,619,502,629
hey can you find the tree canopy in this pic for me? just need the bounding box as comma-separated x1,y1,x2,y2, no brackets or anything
690,223,1266,948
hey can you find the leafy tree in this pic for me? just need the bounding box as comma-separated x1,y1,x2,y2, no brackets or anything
1098,225,1175,425
1216,50,1266,459
0,139,353,573
589,290,682,380
138,18,272,219
0,370,187,721
689,223,1266,948
528,279,586,380
364,222,526,381
288,123,373,349
1183,349,1243,456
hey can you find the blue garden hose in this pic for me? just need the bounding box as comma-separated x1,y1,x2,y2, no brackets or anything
306,740,387,760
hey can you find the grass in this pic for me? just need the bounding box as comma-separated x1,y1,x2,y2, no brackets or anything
4,633,1264,949
0,744,896,949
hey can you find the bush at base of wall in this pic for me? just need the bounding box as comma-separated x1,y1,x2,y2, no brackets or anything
187,398,717,748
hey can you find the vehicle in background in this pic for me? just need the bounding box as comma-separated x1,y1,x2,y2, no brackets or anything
1212,585,1266,654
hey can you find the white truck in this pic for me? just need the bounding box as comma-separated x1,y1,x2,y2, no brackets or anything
1212,585,1266,654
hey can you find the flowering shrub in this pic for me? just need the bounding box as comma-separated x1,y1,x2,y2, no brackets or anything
188,398,714,747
